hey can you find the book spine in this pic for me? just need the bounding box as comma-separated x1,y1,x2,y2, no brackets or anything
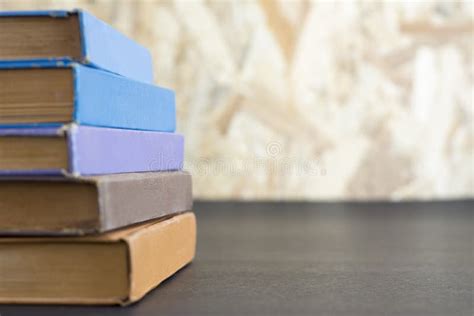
126,212,196,304
78,10,154,83
68,125,184,176
73,64,176,132
98,171,193,232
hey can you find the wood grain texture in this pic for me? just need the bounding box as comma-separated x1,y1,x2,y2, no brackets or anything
1,1,472,200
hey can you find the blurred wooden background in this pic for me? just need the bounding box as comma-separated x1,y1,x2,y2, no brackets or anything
1,0,472,201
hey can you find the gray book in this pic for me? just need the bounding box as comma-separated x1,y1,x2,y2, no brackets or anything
0,171,192,235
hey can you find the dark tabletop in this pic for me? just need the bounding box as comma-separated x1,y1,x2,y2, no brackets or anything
1,200,473,316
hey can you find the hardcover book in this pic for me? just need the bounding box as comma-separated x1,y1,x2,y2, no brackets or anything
0,10,153,83
0,64,175,131
0,212,196,305
0,125,184,176
0,171,193,235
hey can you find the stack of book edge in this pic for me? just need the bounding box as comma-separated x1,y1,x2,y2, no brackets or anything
0,9,196,305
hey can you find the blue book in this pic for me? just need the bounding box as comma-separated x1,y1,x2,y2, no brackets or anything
0,9,153,83
0,63,175,132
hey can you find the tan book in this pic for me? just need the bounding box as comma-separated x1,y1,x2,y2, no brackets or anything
0,212,196,305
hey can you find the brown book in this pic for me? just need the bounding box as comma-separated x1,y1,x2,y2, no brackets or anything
0,212,196,305
0,171,192,235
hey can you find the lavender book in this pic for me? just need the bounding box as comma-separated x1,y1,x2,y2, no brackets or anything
0,125,184,176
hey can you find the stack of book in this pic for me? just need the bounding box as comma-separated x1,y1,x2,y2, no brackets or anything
0,10,196,305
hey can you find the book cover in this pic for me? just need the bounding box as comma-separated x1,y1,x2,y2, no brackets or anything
0,125,184,176
0,212,196,305
0,63,175,131
0,171,193,235
0,10,153,83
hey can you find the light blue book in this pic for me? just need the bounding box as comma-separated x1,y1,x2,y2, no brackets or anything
0,9,153,83
0,63,175,132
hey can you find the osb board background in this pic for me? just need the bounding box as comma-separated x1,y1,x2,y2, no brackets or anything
1,0,472,201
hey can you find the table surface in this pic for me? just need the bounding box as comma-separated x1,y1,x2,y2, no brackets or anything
1,200,473,316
